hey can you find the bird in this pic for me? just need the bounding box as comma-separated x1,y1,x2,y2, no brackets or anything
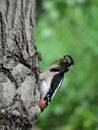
39,55,74,112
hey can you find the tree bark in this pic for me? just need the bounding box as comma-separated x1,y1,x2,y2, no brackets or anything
0,0,41,129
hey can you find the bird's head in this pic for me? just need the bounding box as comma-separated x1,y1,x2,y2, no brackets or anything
60,55,74,72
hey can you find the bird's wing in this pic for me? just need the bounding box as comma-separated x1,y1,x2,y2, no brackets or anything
44,72,64,107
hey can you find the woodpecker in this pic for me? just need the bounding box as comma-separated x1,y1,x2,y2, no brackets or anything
39,55,74,112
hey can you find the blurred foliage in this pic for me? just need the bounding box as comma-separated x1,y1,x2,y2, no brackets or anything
35,0,98,130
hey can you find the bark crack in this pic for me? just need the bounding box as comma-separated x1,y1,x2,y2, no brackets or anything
5,0,9,22
0,12,6,53
13,36,31,69
11,0,17,28
0,64,18,88
20,0,28,47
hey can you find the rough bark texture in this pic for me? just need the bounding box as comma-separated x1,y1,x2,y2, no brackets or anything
0,0,41,130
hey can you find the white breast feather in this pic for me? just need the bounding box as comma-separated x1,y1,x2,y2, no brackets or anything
40,79,50,98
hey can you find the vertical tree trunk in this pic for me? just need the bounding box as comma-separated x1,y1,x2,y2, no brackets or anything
0,0,41,129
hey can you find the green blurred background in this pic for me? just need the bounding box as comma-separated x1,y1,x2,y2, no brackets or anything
35,0,98,130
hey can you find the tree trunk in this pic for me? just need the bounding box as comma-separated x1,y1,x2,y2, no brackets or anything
0,0,41,129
